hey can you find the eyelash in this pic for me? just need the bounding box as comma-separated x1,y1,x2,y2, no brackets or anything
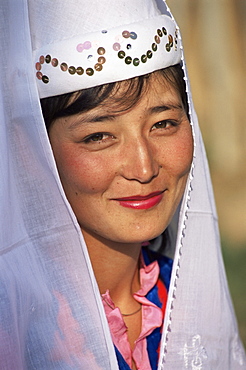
82,132,114,144
151,119,179,131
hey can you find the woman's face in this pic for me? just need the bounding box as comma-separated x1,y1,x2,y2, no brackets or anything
49,73,193,247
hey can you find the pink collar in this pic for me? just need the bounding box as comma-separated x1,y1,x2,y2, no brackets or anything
101,252,164,370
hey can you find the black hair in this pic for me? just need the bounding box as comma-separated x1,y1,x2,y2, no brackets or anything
40,64,189,130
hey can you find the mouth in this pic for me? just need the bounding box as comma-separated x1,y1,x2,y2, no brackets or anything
113,191,165,210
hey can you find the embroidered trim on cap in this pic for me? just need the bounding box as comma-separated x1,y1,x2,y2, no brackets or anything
33,15,181,98
36,46,106,84
35,26,178,85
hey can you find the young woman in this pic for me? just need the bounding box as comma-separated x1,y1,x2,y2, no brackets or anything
40,65,193,369
0,0,245,369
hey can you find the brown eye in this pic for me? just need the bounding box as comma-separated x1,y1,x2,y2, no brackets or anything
83,132,114,144
151,120,179,132
153,121,169,129
89,133,104,142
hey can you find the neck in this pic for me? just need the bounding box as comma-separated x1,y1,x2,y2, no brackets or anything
82,229,142,306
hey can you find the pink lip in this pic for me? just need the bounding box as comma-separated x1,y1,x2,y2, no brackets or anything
114,191,164,210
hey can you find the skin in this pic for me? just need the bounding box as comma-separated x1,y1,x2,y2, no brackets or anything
49,72,193,362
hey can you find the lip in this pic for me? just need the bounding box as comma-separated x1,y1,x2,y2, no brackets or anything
113,191,164,210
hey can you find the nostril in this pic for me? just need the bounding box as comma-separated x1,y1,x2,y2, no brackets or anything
121,160,160,184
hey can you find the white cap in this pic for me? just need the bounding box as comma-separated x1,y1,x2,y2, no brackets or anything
29,0,181,98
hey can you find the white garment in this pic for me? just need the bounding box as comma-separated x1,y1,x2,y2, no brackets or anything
0,0,245,369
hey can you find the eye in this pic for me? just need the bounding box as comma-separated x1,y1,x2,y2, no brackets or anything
151,120,178,131
82,132,115,144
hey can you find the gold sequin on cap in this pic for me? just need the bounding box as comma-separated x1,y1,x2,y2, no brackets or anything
98,56,106,64
94,63,103,71
60,62,68,71
51,58,58,67
125,56,132,65
68,66,76,75
166,34,174,52
42,75,49,84
86,68,94,76
76,67,84,75
118,50,126,59
97,47,105,55
45,55,51,63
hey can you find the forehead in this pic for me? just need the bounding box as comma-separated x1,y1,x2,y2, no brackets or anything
93,71,182,115
66,81,184,130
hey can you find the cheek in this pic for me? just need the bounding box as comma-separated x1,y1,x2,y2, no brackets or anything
55,146,114,194
175,136,193,176
162,129,193,178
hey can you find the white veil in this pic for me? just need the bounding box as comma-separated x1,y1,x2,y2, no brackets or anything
0,0,245,368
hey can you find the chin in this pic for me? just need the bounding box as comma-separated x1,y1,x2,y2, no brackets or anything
115,227,165,245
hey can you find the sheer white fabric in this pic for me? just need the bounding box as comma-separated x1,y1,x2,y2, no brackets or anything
0,0,245,369
0,1,117,368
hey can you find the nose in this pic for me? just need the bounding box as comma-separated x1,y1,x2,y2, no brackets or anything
120,137,160,183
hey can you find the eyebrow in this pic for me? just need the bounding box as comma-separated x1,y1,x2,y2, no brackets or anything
68,103,183,130
148,103,183,114
68,114,115,130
